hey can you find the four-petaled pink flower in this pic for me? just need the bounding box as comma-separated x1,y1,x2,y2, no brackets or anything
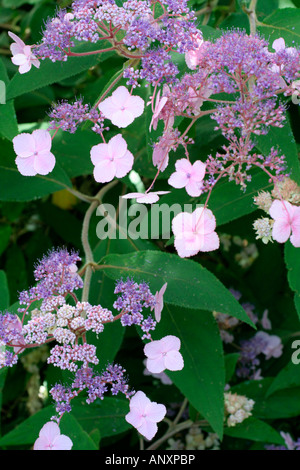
90,134,134,183
13,129,56,176
269,199,300,247
33,421,73,450
125,390,166,440
8,32,40,74
144,335,184,374
172,207,219,258
98,86,144,128
151,283,167,322
168,158,206,197
149,90,168,132
122,191,170,204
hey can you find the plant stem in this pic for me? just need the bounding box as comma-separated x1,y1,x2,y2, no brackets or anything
81,180,118,302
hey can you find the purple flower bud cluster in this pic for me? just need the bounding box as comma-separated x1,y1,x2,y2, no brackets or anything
113,278,156,336
18,248,83,310
48,99,107,135
50,363,133,418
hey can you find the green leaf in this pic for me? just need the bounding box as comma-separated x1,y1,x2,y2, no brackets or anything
72,397,131,439
6,43,115,101
225,353,240,383
0,139,72,202
267,361,300,396
0,271,10,311
98,250,254,326
257,8,300,46
0,226,11,257
0,406,97,449
157,305,225,438
0,58,18,141
285,242,300,320
224,417,284,445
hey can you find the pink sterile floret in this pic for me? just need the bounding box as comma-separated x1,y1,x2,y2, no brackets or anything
269,199,300,248
125,390,166,440
185,33,206,70
149,90,168,132
90,134,134,183
151,282,168,323
144,335,184,374
172,207,219,258
13,129,56,176
8,32,40,74
122,191,170,204
168,158,206,197
33,421,73,450
98,86,144,128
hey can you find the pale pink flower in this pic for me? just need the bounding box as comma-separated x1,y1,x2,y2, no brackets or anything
269,199,300,247
122,191,170,204
3,315,26,354
168,158,206,197
98,86,144,128
144,335,184,374
151,283,167,322
125,390,166,440
255,332,283,360
270,38,297,86
8,31,40,74
152,142,169,172
172,207,219,258
90,134,134,183
13,129,56,176
33,421,73,450
185,33,205,70
143,360,173,385
149,90,168,131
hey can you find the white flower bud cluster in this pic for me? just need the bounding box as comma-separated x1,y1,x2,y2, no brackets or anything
253,191,273,212
253,217,274,244
224,392,255,427
185,426,220,450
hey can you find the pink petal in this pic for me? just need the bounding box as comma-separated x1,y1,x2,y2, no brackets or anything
33,151,56,175
269,199,294,221
272,220,291,243
8,31,25,48
90,143,111,165
15,155,37,176
39,422,60,442
110,109,135,128
11,53,27,66
98,97,120,119
130,391,151,413
145,402,167,423
10,43,23,56
111,86,131,106
272,38,285,52
128,95,145,118
174,232,202,258
185,179,203,197
52,435,73,450
137,419,158,440
19,62,32,74
201,231,220,252
109,134,128,159
93,159,116,183
175,158,193,174
32,129,52,153
172,211,194,236
290,225,300,247
33,435,51,450
146,356,166,373
144,340,164,359
191,160,206,181
125,409,144,429
115,150,134,178
164,350,184,371
13,133,35,158
161,335,181,352
168,171,189,189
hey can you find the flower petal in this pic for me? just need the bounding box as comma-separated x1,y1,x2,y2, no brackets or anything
15,155,37,176
13,133,35,158
34,152,56,175
93,159,116,183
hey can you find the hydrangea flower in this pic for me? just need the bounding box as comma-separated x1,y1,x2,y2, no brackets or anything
151,283,168,322
185,33,205,70
168,159,206,197
90,134,134,183
125,390,166,440
144,335,184,374
8,32,40,74
149,90,168,131
13,129,56,176
33,421,73,450
98,86,144,128
122,191,170,204
255,332,283,359
269,199,300,247
172,207,219,258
